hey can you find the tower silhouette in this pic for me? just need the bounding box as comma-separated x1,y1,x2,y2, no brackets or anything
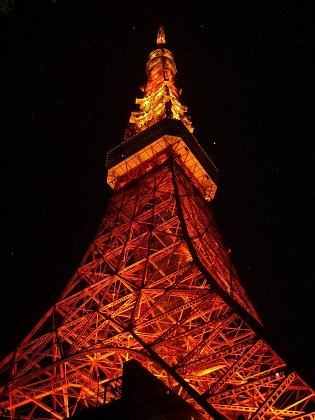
0,26,314,419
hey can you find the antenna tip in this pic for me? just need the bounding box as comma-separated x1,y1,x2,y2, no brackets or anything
157,25,166,46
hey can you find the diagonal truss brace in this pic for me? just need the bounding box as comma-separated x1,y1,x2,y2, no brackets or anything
204,338,264,398
251,372,296,419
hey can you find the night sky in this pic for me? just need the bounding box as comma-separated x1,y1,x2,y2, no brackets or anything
1,0,314,388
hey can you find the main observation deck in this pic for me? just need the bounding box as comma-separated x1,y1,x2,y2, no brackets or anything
106,118,218,201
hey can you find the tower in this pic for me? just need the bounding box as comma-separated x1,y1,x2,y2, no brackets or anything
0,24,314,419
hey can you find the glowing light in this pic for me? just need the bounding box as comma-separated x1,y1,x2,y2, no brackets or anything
196,364,226,376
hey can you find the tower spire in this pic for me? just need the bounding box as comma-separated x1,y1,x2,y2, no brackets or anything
125,25,193,139
156,24,166,45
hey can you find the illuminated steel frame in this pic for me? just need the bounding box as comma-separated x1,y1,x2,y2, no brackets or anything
0,26,314,419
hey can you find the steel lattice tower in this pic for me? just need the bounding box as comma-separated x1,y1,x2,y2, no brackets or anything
0,26,314,420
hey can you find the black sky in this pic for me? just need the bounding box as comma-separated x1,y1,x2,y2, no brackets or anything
1,0,314,388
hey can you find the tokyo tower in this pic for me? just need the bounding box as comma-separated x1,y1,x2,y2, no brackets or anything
0,25,314,419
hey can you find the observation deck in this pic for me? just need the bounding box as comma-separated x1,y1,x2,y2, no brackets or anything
106,118,218,201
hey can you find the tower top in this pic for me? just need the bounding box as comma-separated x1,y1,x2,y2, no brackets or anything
107,26,218,201
124,25,193,139
156,25,166,45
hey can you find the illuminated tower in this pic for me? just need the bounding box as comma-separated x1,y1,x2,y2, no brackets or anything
0,26,314,420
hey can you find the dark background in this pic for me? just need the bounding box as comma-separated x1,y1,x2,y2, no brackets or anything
1,0,314,388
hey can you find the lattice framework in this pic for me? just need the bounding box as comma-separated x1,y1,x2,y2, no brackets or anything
0,152,314,419
0,25,314,420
